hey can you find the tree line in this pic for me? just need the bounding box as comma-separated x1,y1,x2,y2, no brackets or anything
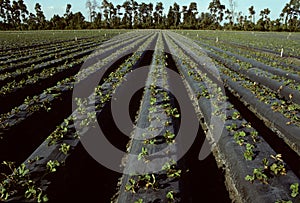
0,0,299,31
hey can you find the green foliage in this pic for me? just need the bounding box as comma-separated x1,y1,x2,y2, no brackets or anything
134,199,143,203
0,161,48,202
244,143,255,161
125,178,137,193
232,111,241,120
162,161,182,178
245,168,268,184
226,123,238,132
275,200,292,203
163,130,176,144
166,191,175,201
125,174,158,194
290,183,299,198
59,143,71,155
138,147,148,161
165,107,180,118
233,131,247,145
46,160,60,173
250,131,259,143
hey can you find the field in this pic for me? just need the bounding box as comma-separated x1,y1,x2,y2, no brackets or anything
0,30,299,203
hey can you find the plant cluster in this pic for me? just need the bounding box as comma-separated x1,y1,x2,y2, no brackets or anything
0,161,49,202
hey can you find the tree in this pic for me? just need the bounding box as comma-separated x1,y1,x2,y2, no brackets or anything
181,5,188,26
64,4,72,28
34,3,45,29
71,12,85,29
93,12,102,28
18,0,28,26
208,0,225,28
131,0,138,28
101,0,110,27
280,0,300,31
108,2,117,28
154,2,163,27
166,6,174,28
49,14,65,29
248,6,255,23
173,3,180,28
91,0,98,22
122,0,132,28
3,0,12,27
198,12,214,29
139,2,147,26
257,8,270,31
146,3,153,28
188,2,198,27
27,12,37,30
0,0,4,22
115,4,122,27
11,0,20,29
225,9,233,28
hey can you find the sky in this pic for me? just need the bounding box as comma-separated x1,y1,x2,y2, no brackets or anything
23,0,290,21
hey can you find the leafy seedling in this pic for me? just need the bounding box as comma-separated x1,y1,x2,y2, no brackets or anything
46,160,60,173
138,147,148,161
163,131,175,144
166,191,175,202
245,168,268,184
290,183,299,198
59,143,70,155
244,143,255,161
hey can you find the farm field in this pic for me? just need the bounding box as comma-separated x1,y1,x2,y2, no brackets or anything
0,30,299,203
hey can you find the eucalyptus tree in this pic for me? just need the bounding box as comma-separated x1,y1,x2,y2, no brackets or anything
34,3,45,29
225,9,233,28
3,0,12,26
257,8,270,30
11,0,20,29
188,2,198,27
248,6,255,23
146,3,153,28
64,4,72,28
173,3,180,28
154,2,163,27
280,0,299,31
138,2,148,27
208,0,225,28
16,0,27,28
166,6,174,28
181,5,188,26
122,0,132,28
101,0,109,27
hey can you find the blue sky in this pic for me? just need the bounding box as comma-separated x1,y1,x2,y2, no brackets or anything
23,0,289,21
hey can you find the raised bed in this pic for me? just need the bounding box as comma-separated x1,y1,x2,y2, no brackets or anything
165,31,300,203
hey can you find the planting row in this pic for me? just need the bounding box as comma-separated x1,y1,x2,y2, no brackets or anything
0,33,148,114
0,30,125,52
0,30,299,203
114,32,183,203
0,31,154,161
165,31,300,203
0,31,157,202
176,31,300,155
177,30,300,59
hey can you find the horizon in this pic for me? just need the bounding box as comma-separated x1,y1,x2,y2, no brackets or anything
23,0,290,22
